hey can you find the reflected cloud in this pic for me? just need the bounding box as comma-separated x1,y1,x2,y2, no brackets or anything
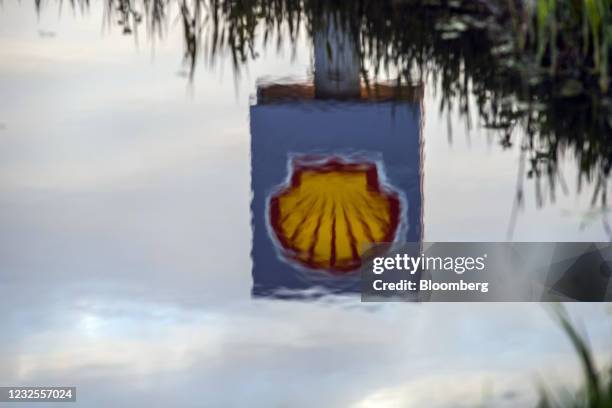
0,294,610,407
1,2,612,407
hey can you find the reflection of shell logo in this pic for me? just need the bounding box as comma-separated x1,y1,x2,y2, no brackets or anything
269,157,401,274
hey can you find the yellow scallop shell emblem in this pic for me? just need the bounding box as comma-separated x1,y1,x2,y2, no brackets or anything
269,157,401,274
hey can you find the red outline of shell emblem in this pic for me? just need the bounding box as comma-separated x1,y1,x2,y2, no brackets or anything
269,156,401,274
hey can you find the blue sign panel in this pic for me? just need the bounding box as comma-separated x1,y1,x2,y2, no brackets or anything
250,85,423,298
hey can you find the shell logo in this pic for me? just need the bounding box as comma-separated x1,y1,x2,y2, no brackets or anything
269,157,401,274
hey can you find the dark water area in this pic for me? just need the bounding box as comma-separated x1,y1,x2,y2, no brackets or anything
0,1,611,407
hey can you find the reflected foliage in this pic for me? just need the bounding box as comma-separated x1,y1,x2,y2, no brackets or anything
35,0,612,233
538,305,612,408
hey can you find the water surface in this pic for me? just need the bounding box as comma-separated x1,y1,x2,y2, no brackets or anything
0,1,611,407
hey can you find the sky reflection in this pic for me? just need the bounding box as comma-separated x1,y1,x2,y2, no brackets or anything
0,1,611,407
0,290,610,407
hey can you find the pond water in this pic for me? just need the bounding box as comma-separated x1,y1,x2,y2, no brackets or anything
0,1,611,407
